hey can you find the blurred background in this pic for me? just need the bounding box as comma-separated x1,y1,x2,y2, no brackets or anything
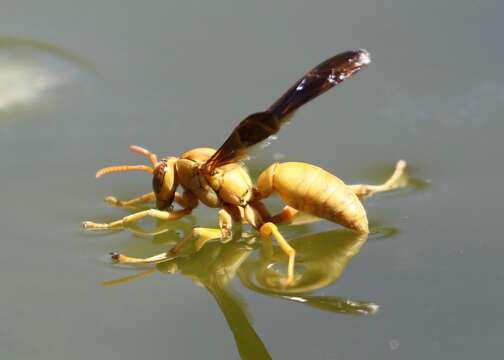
0,0,503,359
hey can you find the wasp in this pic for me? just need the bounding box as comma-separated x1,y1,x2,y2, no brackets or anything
83,49,407,285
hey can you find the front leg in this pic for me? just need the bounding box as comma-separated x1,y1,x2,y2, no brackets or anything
105,192,156,209
105,191,190,209
109,208,238,265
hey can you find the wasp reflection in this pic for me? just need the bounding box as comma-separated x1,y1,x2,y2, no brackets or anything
103,227,386,360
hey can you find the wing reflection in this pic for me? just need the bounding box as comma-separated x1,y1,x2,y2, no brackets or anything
102,228,396,358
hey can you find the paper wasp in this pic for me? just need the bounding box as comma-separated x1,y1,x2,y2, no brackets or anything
83,49,407,285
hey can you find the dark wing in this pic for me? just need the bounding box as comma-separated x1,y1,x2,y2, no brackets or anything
267,49,371,119
203,49,371,173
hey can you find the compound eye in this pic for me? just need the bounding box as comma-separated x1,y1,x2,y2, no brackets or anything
152,161,167,195
152,159,176,211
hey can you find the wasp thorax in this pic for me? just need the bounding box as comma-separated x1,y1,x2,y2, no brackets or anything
152,157,178,210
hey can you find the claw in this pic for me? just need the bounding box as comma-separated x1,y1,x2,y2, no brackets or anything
105,196,119,206
82,221,114,230
110,252,120,262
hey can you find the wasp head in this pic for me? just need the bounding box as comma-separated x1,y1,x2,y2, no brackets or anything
152,157,178,210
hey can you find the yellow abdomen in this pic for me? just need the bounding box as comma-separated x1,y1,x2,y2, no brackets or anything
259,162,368,234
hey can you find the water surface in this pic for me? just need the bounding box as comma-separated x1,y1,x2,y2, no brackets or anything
0,0,503,359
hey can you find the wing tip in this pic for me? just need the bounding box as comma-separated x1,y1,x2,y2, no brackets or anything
355,49,371,66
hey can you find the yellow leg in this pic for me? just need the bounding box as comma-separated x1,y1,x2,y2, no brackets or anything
82,208,192,230
105,192,156,209
349,160,408,199
110,250,176,264
105,191,193,210
218,208,234,240
259,222,296,286
109,207,234,265
260,234,274,258
110,227,223,265
271,205,321,226
193,228,225,252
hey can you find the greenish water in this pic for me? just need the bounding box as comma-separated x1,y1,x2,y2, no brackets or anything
1,1,503,359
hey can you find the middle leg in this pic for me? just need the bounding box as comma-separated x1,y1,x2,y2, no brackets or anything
110,226,223,265
83,191,199,230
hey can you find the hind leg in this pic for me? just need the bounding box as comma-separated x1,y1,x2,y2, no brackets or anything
349,160,407,199
259,222,296,286
270,205,321,226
